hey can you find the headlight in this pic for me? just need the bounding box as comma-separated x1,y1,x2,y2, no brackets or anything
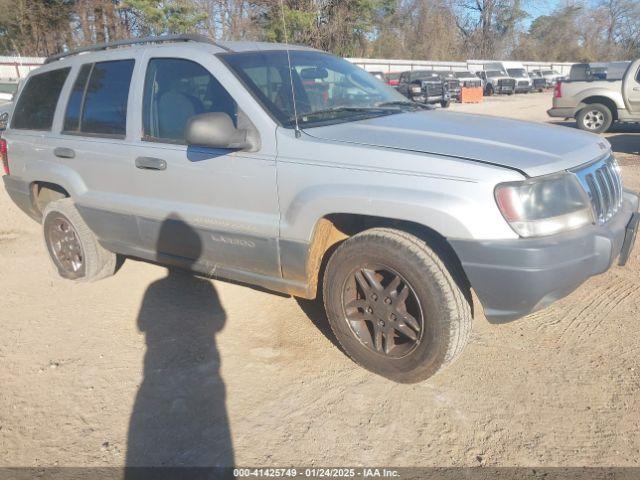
410,85,422,94
495,172,594,237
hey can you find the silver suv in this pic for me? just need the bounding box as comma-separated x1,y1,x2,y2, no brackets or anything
2,35,639,383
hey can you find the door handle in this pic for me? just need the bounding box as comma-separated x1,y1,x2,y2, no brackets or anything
135,156,167,171
54,147,75,159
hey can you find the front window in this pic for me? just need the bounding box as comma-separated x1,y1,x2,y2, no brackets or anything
486,71,503,78
221,50,412,128
507,68,528,78
142,58,237,144
454,71,473,78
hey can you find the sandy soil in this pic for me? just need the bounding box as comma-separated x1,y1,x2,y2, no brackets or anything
1,92,640,469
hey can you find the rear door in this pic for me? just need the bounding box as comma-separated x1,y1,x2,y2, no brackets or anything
45,53,141,249
125,46,280,278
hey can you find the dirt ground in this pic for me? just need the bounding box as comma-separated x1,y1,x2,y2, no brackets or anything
1,92,640,469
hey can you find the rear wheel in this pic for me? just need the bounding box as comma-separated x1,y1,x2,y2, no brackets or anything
577,104,613,133
440,99,451,108
43,198,117,282
485,84,494,96
322,228,472,383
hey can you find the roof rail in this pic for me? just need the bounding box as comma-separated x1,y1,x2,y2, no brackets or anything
45,34,230,64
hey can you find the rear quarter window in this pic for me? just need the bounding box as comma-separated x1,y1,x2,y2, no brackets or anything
11,68,70,130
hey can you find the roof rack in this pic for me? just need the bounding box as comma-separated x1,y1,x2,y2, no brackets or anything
45,34,231,64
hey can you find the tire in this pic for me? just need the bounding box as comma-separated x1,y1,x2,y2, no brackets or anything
440,99,450,108
485,84,494,96
42,198,117,282
577,104,613,133
322,228,472,383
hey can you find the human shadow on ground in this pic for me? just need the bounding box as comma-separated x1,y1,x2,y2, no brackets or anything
125,214,234,479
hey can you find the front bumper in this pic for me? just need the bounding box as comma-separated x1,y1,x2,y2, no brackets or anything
547,107,575,118
496,85,514,94
450,191,639,323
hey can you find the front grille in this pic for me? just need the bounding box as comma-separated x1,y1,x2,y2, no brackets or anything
446,79,460,91
423,82,443,96
572,155,623,224
498,78,515,88
517,80,529,86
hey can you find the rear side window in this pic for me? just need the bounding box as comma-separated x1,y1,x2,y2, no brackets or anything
63,59,134,137
12,68,70,130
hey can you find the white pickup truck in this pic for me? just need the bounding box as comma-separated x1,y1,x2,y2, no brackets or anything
548,58,640,133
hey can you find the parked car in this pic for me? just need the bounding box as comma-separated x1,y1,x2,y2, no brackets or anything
529,71,548,92
384,71,400,87
506,68,533,93
548,58,640,133
435,71,461,101
532,69,563,87
453,71,482,88
0,79,18,104
485,62,532,93
397,70,451,108
476,70,515,96
3,35,639,383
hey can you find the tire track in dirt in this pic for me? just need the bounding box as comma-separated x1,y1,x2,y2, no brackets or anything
527,281,640,347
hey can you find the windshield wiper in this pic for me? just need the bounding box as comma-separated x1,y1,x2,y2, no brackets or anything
375,100,432,110
290,106,398,124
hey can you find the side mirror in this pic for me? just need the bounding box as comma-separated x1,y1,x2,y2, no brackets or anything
185,112,252,150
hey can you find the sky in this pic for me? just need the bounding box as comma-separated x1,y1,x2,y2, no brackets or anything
521,0,594,28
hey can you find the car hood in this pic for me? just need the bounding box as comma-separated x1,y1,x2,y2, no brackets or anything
305,110,608,177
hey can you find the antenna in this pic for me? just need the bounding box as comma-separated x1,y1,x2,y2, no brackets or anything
278,0,302,138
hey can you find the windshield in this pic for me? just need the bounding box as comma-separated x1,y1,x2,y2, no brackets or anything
221,50,410,128
507,68,527,78
542,70,554,75
454,71,473,78
486,71,503,78
0,82,18,95
413,71,439,79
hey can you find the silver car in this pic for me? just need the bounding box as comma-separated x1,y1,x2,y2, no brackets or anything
2,35,638,383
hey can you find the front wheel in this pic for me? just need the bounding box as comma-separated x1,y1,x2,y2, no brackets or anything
322,228,472,383
43,198,117,282
577,104,613,133
485,84,494,96
440,99,451,108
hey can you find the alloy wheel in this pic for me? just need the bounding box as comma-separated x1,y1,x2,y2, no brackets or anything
341,264,424,358
583,110,605,130
47,215,85,275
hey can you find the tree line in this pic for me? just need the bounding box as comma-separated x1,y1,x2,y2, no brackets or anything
0,0,638,61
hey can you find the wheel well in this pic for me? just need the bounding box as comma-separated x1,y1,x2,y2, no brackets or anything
581,96,618,121
30,182,69,216
306,213,471,309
